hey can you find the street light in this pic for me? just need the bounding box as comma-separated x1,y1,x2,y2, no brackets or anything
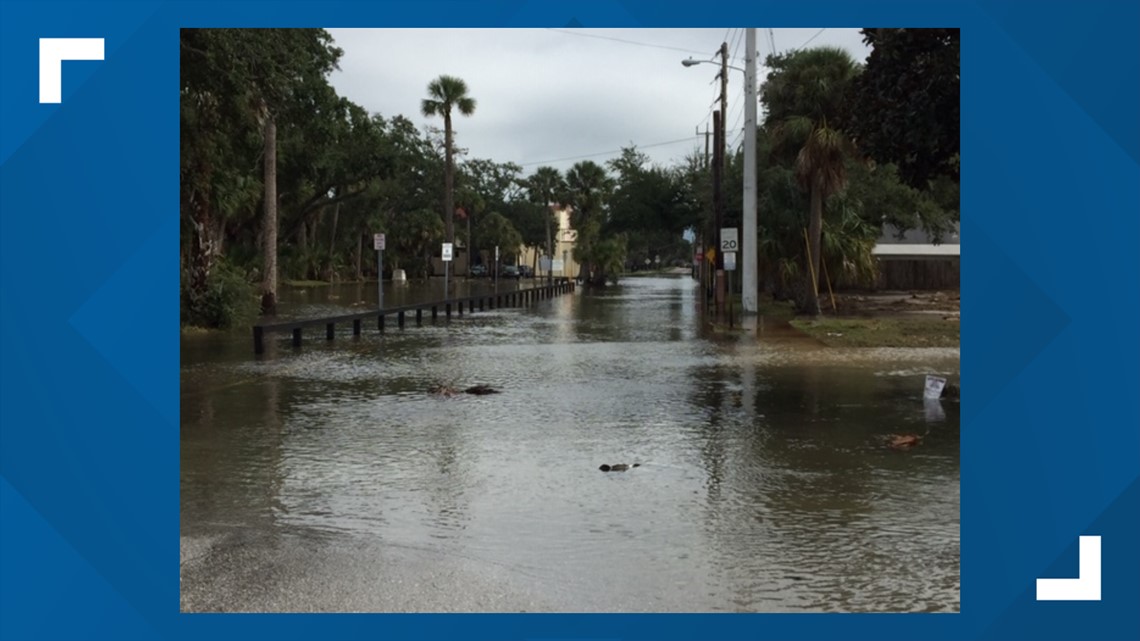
683,45,729,315
681,58,744,74
682,31,759,316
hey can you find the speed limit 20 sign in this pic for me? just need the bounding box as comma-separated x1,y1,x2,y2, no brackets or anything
720,228,739,252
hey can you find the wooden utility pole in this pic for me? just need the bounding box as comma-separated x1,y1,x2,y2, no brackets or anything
715,42,729,314
719,42,729,260
713,110,724,314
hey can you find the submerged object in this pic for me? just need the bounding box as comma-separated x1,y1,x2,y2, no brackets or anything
941,382,960,400
887,434,921,450
599,463,641,472
464,384,501,395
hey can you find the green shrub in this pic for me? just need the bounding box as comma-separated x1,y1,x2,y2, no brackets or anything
182,259,259,330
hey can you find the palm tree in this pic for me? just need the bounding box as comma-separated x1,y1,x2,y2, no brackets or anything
421,75,476,251
763,47,860,315
563,161,613,284
525,166,565,282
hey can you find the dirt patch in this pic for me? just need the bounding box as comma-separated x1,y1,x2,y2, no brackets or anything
787,290,960,348
825,290,960,318
791,316,959,348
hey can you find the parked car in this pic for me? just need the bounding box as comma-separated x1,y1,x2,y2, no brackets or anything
518,265,534,278
500,265,520,279
470,264,487,277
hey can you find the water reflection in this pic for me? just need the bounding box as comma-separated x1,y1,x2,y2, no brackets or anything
181,276,959,612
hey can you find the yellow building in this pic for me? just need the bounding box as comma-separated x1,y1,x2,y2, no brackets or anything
517,204,581,279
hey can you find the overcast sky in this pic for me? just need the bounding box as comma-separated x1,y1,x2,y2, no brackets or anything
326,28,870,176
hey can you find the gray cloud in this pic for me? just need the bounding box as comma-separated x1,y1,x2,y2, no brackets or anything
326,28,870,175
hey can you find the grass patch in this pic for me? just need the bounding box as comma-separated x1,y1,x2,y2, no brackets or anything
180,325,214,335
790,316,959,348
283,279,331,287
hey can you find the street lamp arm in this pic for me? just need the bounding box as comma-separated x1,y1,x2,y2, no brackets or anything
681,58,745,74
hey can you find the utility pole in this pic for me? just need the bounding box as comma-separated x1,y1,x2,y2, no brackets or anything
712,110,724,314
719,41,729,206
714,41,729,314
742,28,759,314
695,125,709,288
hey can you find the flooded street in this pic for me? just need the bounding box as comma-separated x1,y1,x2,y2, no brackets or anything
180,276,959,612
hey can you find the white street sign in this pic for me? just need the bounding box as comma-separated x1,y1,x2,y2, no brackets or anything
924,375,947,400
724,251,737,271
373,233,385,251
721,227,739,252
442,243,453,261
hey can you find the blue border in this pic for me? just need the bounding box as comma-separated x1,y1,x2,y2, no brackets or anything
2,1,1138,640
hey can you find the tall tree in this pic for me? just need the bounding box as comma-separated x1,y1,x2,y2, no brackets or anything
524,166,565,282
605,146,698,268
180,28,342,318
846,28,960,188
763,47,861,315
474,212,524,268
421,75,476,253
563,160,614,284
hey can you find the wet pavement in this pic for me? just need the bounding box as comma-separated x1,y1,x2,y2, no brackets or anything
181,276,960,612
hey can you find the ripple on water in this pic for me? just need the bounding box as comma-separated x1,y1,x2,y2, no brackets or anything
181,277,959,612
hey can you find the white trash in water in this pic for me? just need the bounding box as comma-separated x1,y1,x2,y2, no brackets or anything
924,375,947,400
393,269,407,282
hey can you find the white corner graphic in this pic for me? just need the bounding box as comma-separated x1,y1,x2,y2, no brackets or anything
1036,535,1101,601
39,38,105,104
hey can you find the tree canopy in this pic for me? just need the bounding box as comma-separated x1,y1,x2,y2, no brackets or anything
180,29,959,328
845,28,960,188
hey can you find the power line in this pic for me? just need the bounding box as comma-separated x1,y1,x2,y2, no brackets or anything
795,28,826,51
694,83,720,130
728,28,745,67
546,28,711,56
518,136,701,167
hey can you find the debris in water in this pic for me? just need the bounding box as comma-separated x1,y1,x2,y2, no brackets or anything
464,384,501,395
887,434,921,450
599,463,641,472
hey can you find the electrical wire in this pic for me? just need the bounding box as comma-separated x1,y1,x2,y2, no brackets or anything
795,28,826,51
546,28,712,56
518,136,701,167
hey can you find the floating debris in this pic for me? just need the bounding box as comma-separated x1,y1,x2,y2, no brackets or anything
887,434,921,450
941,382,960,400
464,384,501,395
599,463,641,472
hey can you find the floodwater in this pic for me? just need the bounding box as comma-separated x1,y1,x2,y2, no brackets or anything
180,275,960,613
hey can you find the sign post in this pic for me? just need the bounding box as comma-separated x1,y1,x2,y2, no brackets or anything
724,251,736,314
718,228,738,314
494,245,500,289
442,242,453,295
374,233,385,310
